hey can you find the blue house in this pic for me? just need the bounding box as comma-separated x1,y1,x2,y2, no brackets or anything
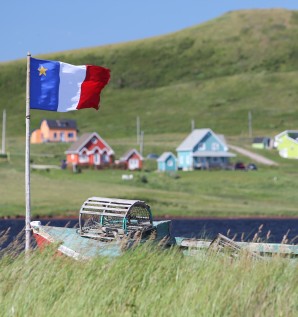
176,129,236,170
157,152,177,172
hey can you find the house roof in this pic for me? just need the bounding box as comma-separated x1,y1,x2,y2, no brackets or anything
253,137,270,143
43,119,77,130
65,132,114,154
157,152,176,162
176,128,227,151
120,149,143,161
275,130,298,140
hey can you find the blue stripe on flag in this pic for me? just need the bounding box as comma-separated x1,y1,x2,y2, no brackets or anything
30,58,60,111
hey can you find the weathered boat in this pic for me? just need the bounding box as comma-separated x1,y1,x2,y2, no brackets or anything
31,197,298,260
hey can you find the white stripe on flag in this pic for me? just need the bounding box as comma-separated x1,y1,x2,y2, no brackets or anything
57,62,86,112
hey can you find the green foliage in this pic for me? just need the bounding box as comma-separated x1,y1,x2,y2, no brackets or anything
0,246,297,317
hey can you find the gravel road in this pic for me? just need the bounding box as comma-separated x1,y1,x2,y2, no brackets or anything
228,144,278,166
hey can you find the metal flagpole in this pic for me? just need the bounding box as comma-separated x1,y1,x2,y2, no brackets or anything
25,52,31,253
1,109,5,154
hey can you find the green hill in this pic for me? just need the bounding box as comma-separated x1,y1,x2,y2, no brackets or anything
1,8,298,140
2,9,298,217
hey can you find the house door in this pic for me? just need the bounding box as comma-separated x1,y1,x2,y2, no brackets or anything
102,152,109,164
60,132,65,142
94,152,100,165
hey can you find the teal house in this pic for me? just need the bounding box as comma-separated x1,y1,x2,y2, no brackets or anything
274,130,298,159
176,129,236,170
157,152,177,172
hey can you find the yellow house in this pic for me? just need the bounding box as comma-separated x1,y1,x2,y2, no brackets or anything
31,119,78,144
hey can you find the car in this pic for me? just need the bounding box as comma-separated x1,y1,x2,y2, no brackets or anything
146,153,159,160
234,161,246,170
246,163,258,171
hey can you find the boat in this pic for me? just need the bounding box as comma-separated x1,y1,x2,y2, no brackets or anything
31,196,298,260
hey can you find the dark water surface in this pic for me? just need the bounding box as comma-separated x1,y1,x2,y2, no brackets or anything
0,218,297,249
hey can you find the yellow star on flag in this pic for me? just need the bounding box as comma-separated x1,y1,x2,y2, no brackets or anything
38,65,48,76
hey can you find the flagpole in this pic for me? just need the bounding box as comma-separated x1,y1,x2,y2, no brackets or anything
1,109,6,154
25,52,31,253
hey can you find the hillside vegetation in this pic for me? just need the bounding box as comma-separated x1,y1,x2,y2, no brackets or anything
1,9,298,218
1,9,298,139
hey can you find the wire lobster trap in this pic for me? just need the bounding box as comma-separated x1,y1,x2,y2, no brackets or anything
78,197,154,241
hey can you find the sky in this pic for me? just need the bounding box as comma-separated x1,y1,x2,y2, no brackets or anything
1,0,298,62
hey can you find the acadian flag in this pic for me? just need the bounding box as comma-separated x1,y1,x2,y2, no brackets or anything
30,57,110,112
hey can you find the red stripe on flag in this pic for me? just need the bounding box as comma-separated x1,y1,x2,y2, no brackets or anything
76,65,110,110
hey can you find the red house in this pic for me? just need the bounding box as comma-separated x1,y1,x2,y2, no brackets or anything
65,132,114,168
119,149,143,170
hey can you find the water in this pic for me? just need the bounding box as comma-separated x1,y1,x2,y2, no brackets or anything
170,218,298,243
0,218,297,250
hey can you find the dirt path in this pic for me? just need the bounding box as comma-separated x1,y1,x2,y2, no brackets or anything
228,144,279,166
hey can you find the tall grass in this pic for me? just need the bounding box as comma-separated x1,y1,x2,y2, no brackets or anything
0,242,297,317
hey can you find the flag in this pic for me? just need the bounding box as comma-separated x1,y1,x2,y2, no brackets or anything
30,57,110,112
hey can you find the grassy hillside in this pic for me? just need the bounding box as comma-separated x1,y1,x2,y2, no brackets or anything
1,9,298,218
1,9,298,140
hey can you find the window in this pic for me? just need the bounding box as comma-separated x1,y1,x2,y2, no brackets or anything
212,143,220,151
129,159,139,170
167,159,173,167
79,151,88,163
198,143,205,150
68,132,74,138
53,133,57,139
91,137,97,144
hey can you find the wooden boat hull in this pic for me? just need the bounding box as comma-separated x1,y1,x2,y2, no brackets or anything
31,221,298,260
31,220,172,260
175,237,298,257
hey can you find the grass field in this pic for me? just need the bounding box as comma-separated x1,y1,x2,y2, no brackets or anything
0,244,297,317
1,135,298,218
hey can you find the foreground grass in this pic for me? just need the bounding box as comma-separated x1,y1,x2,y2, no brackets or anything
0,245,297,317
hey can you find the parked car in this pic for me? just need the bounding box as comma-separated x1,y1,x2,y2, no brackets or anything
246,163,258,171
147,153,159,160
234,161,246,170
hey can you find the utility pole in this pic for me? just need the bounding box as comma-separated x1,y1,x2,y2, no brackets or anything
136,116,140,145
248,111,252,138
1,109,6,154
140,131,144,156
191,119,195,131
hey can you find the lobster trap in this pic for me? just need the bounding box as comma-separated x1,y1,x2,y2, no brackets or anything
78,197,154,241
